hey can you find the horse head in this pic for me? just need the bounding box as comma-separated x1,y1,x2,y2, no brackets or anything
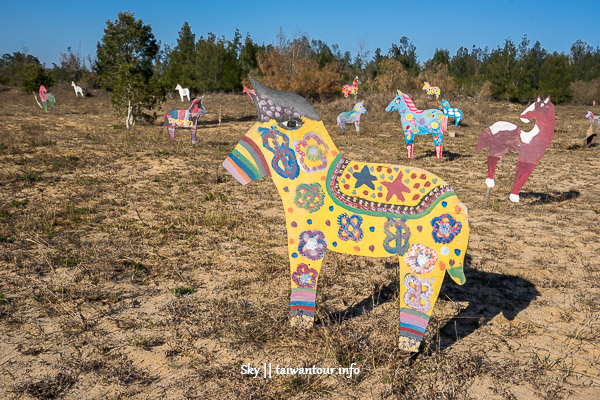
385,90,404,113
354,76,360,86
175,84,182,90
520,96,554,124
188,96,206,117
422,82,430,90
585,111,593,120
223,78,336,186
441,99,450,110
353,101,367,115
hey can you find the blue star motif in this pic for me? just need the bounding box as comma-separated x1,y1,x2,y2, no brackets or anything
353,166,377,190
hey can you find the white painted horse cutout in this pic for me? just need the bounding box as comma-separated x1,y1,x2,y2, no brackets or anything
223,78,470,352
71,81,84,97
336,101,367,133
175,84,191,102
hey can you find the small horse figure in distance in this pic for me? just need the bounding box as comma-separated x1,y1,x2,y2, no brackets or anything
586,111,600,126
223,78,470,352
71,81,84,98
175,84,191,102
422,82,440,99
440,99,462,126
243,86,257,103
336,101,367,134
386,90,447,159
476,96,555,203
342,76,360,100
39,85,55,112
163,97,206,144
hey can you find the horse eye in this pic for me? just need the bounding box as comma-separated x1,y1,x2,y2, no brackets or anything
395,99,400,104
278,117,302,130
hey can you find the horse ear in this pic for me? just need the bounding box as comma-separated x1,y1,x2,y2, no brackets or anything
396,89,402,95
544,96,550,104
537,96,541,102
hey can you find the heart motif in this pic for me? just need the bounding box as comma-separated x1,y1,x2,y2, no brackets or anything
454,249,461,256
420,188,425,193
389,175,394,180
404,179,410,184
439,261,446,270
417,225,423,232
329,206,334,211
380,174,385,179
369,166,374,172
432,178,438,184
341,179,346,183
455,205,462,214
370,193,376,198
393,168,399,172
378,186,383,191
442,201,447,208
352,190,357,195
449,259,455,266
369,226,375,232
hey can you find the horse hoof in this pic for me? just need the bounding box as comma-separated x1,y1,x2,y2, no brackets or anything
509,193,520,203
485,178,495,188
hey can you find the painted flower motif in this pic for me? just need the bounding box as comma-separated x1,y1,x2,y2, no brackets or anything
418,118,426,126
337,213,364,242
291,263,318,288
404,243,438,274
431,213,462,244
294,132,330,173
259,126,299,179
294,183,325,212
298,230,327,260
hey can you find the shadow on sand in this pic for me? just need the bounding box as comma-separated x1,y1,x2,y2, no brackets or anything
324,253,539,352
520,189,580,205
417,150,473,161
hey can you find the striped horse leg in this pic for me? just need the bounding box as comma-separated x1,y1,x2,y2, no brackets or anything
289,257,323,329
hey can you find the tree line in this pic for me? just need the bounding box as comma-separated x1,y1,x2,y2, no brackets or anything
1,12,599,120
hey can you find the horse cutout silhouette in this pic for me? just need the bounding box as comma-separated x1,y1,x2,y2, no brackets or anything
175,84,191,102
342,76,360,100
223,78,470,352
440,99,462,126
39,85,55,112
586,110,600,126
243,86,257,103
163,97,206,144
71,81,84,97
386,90,448,159
422,82,441,99
336,101,367,133
476,96,555,203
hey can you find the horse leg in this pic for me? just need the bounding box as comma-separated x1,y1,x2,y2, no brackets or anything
168,126,175,142
290,258,324,329
339,120,346,134
191,126,197,145
398,255,445,352
510,161,536,202
43,101,47,113
433,132,443,160
486,156,500,188
405,132,414,159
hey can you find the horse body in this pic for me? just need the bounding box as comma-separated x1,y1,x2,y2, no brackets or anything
386,90,448,159
586,111,600,126
475,96,555,202
175,84,191,102
163,97,206,144
71,81,84,97
39,85,55,112
336,101,367,133
422,82,440,99
223,78,470,352
440,99,462,126
342,76,360,99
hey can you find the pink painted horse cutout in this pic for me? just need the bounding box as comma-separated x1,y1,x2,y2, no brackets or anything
39,85,56,112
476,96,555,203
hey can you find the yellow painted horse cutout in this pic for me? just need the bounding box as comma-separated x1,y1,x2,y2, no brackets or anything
223,78,470,352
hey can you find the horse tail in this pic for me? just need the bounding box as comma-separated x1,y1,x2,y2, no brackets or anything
441,116,448,132
475,128,492,154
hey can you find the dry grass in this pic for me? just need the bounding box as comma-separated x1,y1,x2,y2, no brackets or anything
0,84,599,399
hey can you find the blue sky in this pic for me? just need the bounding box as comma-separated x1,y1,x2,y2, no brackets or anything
2,0,598,67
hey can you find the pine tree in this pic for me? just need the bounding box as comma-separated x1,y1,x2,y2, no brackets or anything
95,12,159,124
539,53,572,103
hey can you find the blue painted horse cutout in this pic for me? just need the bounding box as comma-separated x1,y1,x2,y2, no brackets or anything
336,101,367,133
163,97,206,144
440,99,463,126
386,90,447,159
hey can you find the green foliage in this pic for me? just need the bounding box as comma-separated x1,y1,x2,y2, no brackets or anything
388,37,419,76
161,22,196,90
21,63,53,93
0,52,41,87
539,53,573,103
95,12,160,121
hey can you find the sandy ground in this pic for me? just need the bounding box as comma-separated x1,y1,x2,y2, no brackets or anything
0,85,599,399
